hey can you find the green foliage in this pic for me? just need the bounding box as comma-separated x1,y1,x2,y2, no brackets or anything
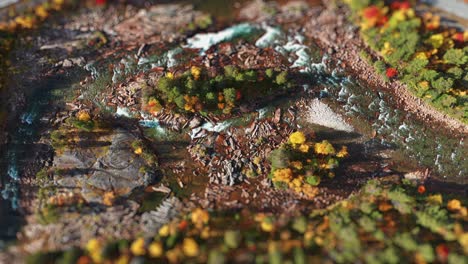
36,168,49,182
432,77,454,93
306,175,320,186
275,71,288,85
265,68,274,78
223,88,236,105
69,118,95,132
373,60,387,79
26,252,61,264
56,248,83,264
443,48,467,66
205,92,215,102
84,72,112,110
434,94,457,108
224,230,241,249
447,67,463,79
24,179,468,263
387,187,414,214
345,0,467,123
359,50,372,64
405,58,428,75
223,65,239,78
37,204,60,225
150,66,295,114
347,0,371,12
385,31,419,65
50,130,68,152
269,147,289,170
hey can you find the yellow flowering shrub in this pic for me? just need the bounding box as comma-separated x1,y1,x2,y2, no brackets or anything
76,111,91,122
289,131,306,145
447,199,462,212
190,66,201,80
269,131,348,198
130,238,146,256
149,241,164,257
86,238,103,263
159,224,170,237
191,208,210,229
182,238,199,257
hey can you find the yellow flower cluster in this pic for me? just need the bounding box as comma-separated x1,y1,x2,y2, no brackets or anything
191,66,201,80
76,111,91,122
272,168,318,198
183,95,201,112
289,131,306,145
86,238,103,263
271,132,348,198
273,168,293,183
289,132,310,153
191,208,210,229
166,72,174,79
130,237,146,256
314,140,336,155
381,42,394,56
182,238,200,257
336,146,349,158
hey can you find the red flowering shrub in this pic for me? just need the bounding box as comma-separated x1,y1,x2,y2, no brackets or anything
386,68,398,78
452,33,464,43
362,6,380,19
391,1,411,10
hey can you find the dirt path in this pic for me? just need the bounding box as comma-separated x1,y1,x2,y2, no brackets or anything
304,2,468,135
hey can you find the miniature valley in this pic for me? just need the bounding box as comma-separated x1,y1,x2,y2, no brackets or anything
0,0,467,263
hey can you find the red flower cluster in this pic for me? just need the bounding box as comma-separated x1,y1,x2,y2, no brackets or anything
390,1,411,10
363,6,380,19
95,0,106,5
386,68,398,78
362,5,388,27
417,185,426,194
436,244,449,262
453,32,465,43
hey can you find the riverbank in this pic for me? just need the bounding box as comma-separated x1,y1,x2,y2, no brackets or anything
304,1,468,135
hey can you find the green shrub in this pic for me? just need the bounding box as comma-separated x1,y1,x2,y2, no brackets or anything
431,77,453,93
223,88,236,105
224,65,239,78
447,67,463,79
434,94,457,108
148,66,296,114
265,68,274,78
275,71,288,85
443,48,467,66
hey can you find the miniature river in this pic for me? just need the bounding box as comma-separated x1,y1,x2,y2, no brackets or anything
0,69,85,246
0,18,466,250
181,23,467,181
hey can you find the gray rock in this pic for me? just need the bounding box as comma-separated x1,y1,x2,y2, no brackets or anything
53,129,158,204
140,197,183,236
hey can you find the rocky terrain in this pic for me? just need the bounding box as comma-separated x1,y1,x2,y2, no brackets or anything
0,0,466,263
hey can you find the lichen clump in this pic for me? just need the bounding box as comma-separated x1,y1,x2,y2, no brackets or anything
269,131,348,198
